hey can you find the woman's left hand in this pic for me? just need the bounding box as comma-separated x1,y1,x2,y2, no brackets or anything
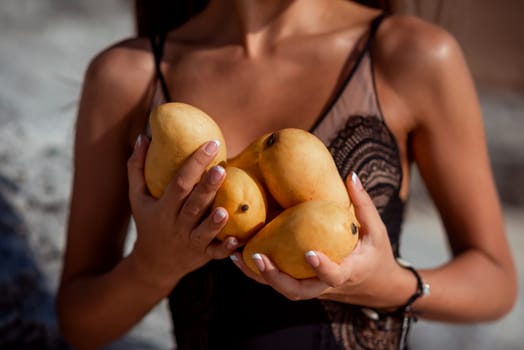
230,173,413,308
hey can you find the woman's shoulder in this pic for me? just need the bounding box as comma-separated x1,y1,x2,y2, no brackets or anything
373,14,471,123
84,36,154,90
79,36,159,121
375,14,462,70
78,37,156,146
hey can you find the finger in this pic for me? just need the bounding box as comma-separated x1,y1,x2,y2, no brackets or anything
162,140,221,210
304,250,350,288
206,236,239,260
178,165,226,229
229,252,268,285
253,253,298,287
189,207,228,252
254,254,329,301
127,135,151,207
346,172,386,237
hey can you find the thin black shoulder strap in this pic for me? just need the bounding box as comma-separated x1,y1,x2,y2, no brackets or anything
308,12,390,132
150,33,172,102
364,12,390,51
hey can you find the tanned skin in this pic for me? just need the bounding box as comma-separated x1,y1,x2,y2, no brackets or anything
57,1,517,349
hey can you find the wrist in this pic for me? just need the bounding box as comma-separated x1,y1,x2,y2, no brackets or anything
370,258,429,311
359,258,430,322
126,249,184,295
393,258,430,317
364,260,416,310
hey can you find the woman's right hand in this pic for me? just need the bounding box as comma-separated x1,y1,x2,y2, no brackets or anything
126,135,238,291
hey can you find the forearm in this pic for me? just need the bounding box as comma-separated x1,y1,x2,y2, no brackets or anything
414,249,516,322
320,248,516,323
57,252,181,350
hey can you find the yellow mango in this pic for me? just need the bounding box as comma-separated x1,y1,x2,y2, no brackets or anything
228,135,285,221
258,129,350,209
213,166,267,243
231,128,350,209
227,133,268,185
144,102,227,198
242,200,360,279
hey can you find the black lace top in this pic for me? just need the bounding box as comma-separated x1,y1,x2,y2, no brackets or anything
148,13,409,350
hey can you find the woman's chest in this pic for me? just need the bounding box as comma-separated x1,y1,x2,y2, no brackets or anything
161,47,362,155
157,44,413,167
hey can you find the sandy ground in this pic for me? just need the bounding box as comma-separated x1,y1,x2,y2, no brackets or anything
0,1,522,349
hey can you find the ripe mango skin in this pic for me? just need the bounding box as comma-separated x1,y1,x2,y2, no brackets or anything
144,102,227,198
232,128,350,210
242,200,360,279
227,133,267,185
213,166,267,243
258,129,350,209
228,134,283,222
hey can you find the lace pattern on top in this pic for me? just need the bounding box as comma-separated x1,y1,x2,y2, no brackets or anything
322,301,405,350
312,46,404,253
310,34,406,349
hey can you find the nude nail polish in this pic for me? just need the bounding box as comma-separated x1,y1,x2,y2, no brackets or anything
209,165,225,185
204,140,220,155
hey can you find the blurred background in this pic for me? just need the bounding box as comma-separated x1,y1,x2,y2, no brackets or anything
0,0,522,349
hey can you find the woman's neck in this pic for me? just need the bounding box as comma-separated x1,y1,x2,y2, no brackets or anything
190,0,334,57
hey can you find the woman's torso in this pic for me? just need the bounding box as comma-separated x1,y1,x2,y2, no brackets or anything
142,4,413,350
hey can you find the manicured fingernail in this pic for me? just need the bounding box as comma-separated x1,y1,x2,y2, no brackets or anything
230,254,241,267
204,140,220,156
226,237,238,250
305,250,320,268
351,172,363,190
135,134,142,149
209,165,225,185
252,253,265,272
213,207,227,224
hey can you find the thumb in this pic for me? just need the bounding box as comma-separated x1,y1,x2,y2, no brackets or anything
127,135,151,206
345,172,384,236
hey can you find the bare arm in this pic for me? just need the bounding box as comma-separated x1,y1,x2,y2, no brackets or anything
56,41,171,348
56,41,236,349
374,15,517,321
229,15,517,324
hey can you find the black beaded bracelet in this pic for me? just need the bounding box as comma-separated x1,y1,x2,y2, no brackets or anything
395,257,430,319
358,258,430,325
